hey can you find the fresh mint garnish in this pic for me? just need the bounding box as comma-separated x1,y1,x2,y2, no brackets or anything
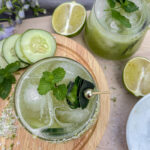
111,10,131,28
52,67,66,83
53,84,67,101
107,0,139,28
107,0,116,8
37,67,67,101
0,61,20,100
121,1,139,13
37,72,54,95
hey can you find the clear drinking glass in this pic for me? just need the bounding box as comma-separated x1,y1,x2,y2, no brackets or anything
15,57,100,142
84,0,150,60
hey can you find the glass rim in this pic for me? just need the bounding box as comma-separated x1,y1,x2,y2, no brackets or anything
93,0,149,37
14,56,100,142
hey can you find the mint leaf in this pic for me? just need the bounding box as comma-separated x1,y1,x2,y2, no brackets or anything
0,69,5,84
5,74,16,84
122,1,139,13
52,67,66,83
53,84,67,101
42,71,54,82
5,61,20,73
37,68,66,100
111,10,131,28
37,72,54,95
107,0,116,8
0,79,12,99
0,61,20,100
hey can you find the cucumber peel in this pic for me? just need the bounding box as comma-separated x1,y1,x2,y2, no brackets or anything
67,76,95,109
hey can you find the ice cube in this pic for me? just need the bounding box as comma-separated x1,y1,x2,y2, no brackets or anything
23,84,45,112
55,107,90,124
20,82,51,128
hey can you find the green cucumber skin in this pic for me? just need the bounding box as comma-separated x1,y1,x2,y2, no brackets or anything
2,34,28,68
20,29,56,63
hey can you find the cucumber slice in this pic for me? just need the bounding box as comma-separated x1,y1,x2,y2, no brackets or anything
20,29,56,63
2,34,28,68
0,39,8,68
15,36,30,64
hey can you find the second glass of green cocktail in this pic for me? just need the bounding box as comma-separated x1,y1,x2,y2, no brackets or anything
84,0,150,60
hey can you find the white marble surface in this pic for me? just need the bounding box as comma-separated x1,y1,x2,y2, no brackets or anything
126,94,150,150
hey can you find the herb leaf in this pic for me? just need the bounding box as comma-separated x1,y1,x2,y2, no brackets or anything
0,69,5,84
37,67,67,101
122,1,139,13
53,84,67,101
5,61,20,73
0,79,12,99
37,71,54,95
111,9,131,28
107,0,116,8
52,67,65,83
0,61,20,100
42,72,54,82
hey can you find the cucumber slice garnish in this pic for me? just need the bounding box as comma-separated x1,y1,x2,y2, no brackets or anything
67,76,95,109
2,34,28,68
15,36,30,64
41,128,65,136
20,29,56,63
0,39,8,68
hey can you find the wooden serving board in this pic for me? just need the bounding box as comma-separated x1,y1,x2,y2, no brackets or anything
0,34,110,150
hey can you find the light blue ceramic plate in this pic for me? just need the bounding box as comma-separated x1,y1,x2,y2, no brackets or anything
126,94,150,150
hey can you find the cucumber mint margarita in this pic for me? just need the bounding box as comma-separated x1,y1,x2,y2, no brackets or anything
84,0,150,60
15,57,100,142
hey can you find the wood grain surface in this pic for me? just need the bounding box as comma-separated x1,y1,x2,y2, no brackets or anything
0,27,110,150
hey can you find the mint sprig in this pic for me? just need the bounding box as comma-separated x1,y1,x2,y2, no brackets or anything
0,61,20,100
53,84,67,101
37,67,67,101
121,1,139,13
107,0,116,8
107,0,139,28
111,10,131,28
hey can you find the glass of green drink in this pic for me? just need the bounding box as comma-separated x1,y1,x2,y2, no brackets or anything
84,0,150,60
15,57,100,142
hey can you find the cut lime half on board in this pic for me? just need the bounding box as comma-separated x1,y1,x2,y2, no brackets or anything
52,1,86,37
123,57,150,96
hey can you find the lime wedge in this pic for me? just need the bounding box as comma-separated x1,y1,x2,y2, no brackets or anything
123,57,150,96
52,1,86,37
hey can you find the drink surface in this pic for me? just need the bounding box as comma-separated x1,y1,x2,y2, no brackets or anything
15,58,99,141
84,0,149,60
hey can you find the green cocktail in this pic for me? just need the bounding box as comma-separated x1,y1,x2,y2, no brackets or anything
84,0,150,60
15,57,100,142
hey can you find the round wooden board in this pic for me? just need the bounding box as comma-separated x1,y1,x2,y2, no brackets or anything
0,34,110,150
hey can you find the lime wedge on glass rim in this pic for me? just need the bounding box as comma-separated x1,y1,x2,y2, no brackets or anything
123,57,150,97
52,1,86,37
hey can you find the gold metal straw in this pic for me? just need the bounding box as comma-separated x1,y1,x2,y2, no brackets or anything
84,89,110,99
92,91,110,95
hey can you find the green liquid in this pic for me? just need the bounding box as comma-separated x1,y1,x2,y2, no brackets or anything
84,0,149,60
15,58,99,141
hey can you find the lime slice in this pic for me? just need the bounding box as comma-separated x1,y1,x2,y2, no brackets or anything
52,1,86,37
123,57,150,96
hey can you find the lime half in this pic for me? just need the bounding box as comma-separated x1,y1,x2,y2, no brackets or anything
52,1,86,37
123,57,150,96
